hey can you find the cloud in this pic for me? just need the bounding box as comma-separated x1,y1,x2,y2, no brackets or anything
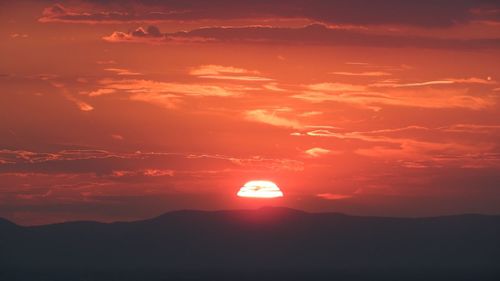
96,60,116,65
39,4,184,24
10,33,28,39
0,149,123,165
353,142,496,166
0,149,304,174
87,78,247,108
304,147,333,158
186,154,304,172
293,83,494,110
263,83,287,92
190,65,259,76
330,71,391,77
88,88,116,97
63,92,94,111
307,83,368,92
316,193,352,200
49,81,94,111
111,134,124,140
74,100,94,111
103,24,500,49
294,125,500,168
97,78,243,97
346,62,370,66
104,68,142,76
111,169,174,177
129,92,178,109
39,1,500,27
245,109,302,129
439,124,500,133
299,111,323,117
103,26,167,43
372,77,496,88
189,65,272,81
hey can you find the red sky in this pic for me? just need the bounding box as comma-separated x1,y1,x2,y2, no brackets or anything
1,0,500,225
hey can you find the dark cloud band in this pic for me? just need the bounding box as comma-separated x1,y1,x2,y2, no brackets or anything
40,1,500,27
103,24,500,50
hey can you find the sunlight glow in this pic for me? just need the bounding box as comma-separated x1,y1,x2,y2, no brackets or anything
237,180,284,198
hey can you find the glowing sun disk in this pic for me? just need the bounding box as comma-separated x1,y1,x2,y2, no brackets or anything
237,180,283,198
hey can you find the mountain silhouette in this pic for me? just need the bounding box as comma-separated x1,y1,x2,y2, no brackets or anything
1,207,499,281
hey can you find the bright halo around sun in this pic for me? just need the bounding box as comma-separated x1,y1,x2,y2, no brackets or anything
237,180,284,198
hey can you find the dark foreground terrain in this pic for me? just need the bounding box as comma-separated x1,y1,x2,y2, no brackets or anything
1,207,500,281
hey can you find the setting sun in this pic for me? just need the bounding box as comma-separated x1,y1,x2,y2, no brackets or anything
237,180,284,198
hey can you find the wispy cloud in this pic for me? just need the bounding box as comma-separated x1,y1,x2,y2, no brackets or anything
111,169,174,177
304,147,334,158
96,79,244,97
331,71,391,77
96,60,116,65
299,111,323,117
245,109,302,129
88,88,117,97
51,82,94,111
0,149,305,174
317,193,353,200
190,64,272,81
72,99,94,111
188,154,304,172
129,92,179,109
10,33,28,39
111,134,124,140
263,83,287,92
439,124,500,133
294,125,500,168
104,68,142,76
372,77,496,88
307,83,368,92
293,83,494,110
86,78,248,108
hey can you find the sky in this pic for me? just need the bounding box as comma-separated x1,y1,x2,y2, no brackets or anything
1,0,500,225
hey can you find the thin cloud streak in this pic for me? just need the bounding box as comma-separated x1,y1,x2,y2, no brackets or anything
317,193,353,200
304,147,334,158
245,109,302,129
331,71,391,77
190,65,273,81
104,68,142,76
372,77,496,88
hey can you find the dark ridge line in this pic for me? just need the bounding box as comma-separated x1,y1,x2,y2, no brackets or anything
2,206,499,228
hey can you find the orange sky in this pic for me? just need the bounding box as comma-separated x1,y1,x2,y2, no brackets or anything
1,0,500,225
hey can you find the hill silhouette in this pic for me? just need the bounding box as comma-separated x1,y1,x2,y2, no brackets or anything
1,207,499,281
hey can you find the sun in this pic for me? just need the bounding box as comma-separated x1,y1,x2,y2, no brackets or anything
237,180,284,198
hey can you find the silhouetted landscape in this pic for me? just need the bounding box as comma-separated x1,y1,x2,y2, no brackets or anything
1,207,499,280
